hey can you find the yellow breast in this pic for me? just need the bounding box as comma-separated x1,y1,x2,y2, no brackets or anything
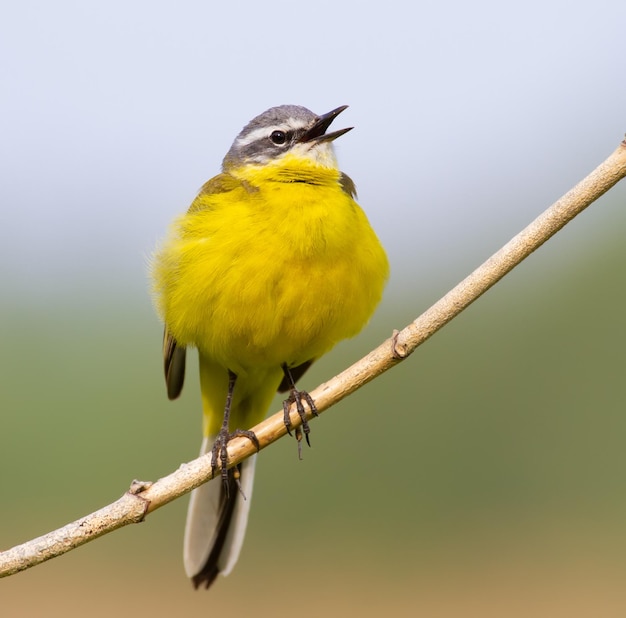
152,157,388,375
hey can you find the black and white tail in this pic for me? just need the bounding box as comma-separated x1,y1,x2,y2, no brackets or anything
183,436,257,589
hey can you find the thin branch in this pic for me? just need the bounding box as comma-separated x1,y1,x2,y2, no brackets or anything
2,139,625,579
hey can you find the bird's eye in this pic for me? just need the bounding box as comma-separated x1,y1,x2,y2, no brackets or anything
270,130,287,145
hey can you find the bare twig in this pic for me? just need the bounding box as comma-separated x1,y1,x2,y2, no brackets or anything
1,138,625,579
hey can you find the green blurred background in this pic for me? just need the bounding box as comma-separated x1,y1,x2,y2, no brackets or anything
3,197,626,616
3,1,626,616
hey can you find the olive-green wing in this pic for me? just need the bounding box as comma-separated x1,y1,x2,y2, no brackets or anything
187,172,255,213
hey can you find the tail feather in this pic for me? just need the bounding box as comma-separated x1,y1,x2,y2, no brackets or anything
183,436,257,589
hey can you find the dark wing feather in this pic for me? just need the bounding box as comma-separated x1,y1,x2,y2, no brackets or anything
277,359,315,393
339,172,357,198
163,329,186,400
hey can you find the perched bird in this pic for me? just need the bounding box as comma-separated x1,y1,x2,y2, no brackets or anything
152,104,389,589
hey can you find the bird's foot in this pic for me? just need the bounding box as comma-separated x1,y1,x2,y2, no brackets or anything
210,428,260,492
283,388,318,457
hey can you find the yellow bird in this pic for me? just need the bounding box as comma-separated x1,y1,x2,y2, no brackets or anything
152,105,389,589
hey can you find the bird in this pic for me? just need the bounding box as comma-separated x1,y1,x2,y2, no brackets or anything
151,104,389,589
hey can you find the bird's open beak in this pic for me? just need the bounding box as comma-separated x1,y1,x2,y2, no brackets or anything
298,105,353,144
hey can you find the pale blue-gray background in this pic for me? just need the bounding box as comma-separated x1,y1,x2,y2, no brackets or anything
2,0,624,304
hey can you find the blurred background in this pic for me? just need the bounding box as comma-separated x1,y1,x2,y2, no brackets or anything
2,1,626,615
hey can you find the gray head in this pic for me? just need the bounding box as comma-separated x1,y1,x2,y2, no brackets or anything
222,105,352,171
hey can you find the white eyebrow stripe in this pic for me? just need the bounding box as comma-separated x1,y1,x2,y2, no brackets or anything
285,118,310,131
235,118,311,147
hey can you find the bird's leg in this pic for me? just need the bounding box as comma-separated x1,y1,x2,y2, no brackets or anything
281,364,318,455
211,370,260,493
